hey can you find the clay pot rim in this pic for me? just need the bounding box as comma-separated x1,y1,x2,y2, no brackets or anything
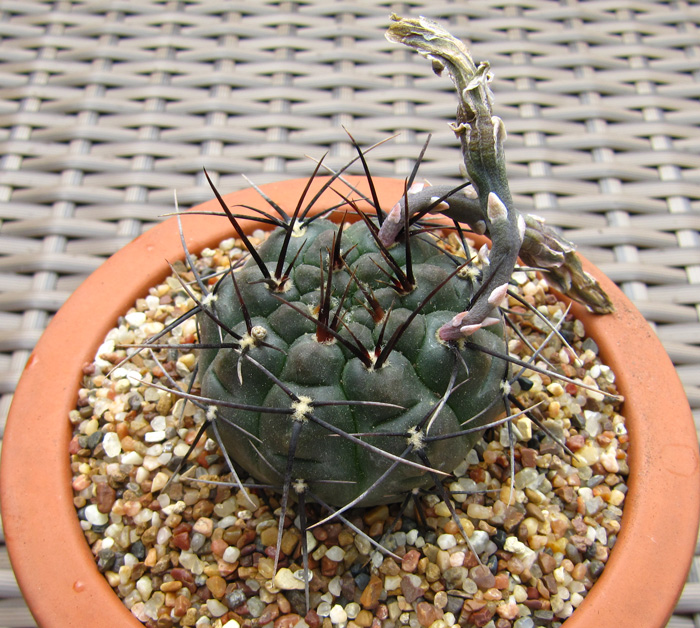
1,176,697,628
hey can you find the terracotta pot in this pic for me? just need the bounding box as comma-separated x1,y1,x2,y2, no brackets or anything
1,176,697,628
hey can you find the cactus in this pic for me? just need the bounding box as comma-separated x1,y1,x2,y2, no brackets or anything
196,186,510,511
130,15,616,608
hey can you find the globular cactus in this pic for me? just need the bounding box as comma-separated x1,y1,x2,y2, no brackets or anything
196,197,509,511
154,15,615,601
184,15,612,516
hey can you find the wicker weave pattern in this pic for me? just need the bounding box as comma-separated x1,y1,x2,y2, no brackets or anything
0,1,699,625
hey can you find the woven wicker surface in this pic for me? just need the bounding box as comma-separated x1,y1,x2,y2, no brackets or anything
0,0,698,626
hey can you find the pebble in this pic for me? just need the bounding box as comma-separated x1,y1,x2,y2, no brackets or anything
274,568,306,591
125,311,147,327
437,534,457,550
470,565,495,590
415,601,441,627
360,575,383,609
95,482,116,513
399,575,422,604
402,549,420,572
469,530,489,555
84,504,109,526
206,575,226,598
329,605,347,624
384,574,401,592
434,591,448,610
205,598,228,617
328,576,342,597
247,597,265,617
466,503,492,519
193,517,214,537
102,432,122,458
325,546,345,561
223,545,240,563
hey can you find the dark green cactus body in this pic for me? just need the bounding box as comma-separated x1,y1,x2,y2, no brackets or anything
198,217,508,507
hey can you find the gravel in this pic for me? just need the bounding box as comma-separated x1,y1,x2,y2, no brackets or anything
70,229,628,628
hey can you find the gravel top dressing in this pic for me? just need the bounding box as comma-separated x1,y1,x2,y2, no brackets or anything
70,230,627,628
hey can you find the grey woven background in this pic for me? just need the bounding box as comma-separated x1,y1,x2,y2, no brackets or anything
0,0,699,626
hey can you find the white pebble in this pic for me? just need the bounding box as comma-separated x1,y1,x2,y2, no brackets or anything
437,534,457,550
206,599,228,617
554,566,572,586
449,551,465,567
135,466,149,485
110,366,130,380
179,551,204,575
600,449,619,473
142,455,162,471
273,568,306,590
345,602,360,619
222,621,240,628
145,295,160,309
514,417,532,441
173,442,191,457
513,584,528,603
133,508,153,525
144,430,166,443
217,515,237,529
151,472,169,493
162,500,186,516
121,451,143,466
353,534,370,555
125,311,147,327
150,415,167,431
584,410,602,437
504,537,536,568
452,459,469,477
223,546,241,563
574,445,600,466
85,504,109,526
142,322,165,335
325,546,345,562
384,575,401,591
468,530,489,555
449,482,467,503
136,576,153,601
103,432,122,458
125,371,142,385
329,604,347,624
156,527,172,546
328,576,342,597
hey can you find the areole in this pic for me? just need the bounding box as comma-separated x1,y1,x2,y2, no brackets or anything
1,177,698,628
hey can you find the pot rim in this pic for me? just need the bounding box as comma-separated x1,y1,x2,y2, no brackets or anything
1,176,697,628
